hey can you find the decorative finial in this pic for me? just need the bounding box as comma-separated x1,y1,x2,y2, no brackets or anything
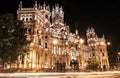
43,2,46,9
34,0,38,9
19,1,22,9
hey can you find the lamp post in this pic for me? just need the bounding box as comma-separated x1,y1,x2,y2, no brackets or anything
106,41,111,70
107,42,111,46
117,52,120,67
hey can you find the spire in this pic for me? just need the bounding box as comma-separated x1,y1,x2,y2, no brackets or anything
95,34,98,39
19,1,22,10
34,0,38,10
38,4,41,10
52,6,55,16
55,3,59,13
52,6,54,11
60,6,63,14
86,28,90,33
91,27,94,32
102,34,105,40
102,34,105,38
75,29,79,35
43,2,46,10
55,3,59,8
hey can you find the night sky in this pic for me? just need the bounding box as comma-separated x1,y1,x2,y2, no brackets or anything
0,0,120,62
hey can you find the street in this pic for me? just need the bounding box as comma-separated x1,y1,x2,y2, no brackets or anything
0,71,120,78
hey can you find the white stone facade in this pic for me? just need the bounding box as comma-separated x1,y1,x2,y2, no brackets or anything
16,0,109,71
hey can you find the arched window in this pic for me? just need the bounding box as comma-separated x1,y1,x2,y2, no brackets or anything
45,36,48,39
28,28,31,35
26,18,28,21
92,53,95,56
22,18,24,21
45,42,47,49
29,18,32,21
102,53,105,56
90,35,93,38
39,39,41,45
45,14,48,19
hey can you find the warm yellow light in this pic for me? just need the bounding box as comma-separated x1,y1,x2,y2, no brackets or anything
107,42,111,45
79,38,84,44
66,42,68,45
30,43,34,46
65,32,67,35
19,64,22,68
118,52,120,55
7,65,10,69
53,39,58,45
24,64,26,68
101,41,105,45
71,56,76,60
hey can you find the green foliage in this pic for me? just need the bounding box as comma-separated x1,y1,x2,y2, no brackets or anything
0,13,30,67
86,59,100,71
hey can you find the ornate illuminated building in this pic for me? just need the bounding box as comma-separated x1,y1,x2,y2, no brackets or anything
16,0,109,71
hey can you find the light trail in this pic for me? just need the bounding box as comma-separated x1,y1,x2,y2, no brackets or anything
0,71,120,77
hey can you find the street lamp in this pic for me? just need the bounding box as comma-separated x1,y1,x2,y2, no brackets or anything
117,52,120,62
107,42,111,46
118,52,120,56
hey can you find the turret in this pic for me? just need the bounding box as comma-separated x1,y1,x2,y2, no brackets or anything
52,4,64,23
86,27,97,39
86,27,98,46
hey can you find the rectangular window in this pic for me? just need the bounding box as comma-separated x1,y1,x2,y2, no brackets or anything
102,53,105,56
45,43,47,48
39,39,41,45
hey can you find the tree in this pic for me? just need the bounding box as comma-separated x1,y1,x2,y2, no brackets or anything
86,59,100,71
0,13,29,68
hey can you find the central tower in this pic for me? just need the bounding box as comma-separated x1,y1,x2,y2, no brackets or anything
52,4,64,23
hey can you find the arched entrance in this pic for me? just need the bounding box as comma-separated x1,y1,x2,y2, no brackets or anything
69,47,79,71
70,59,79,71
103,65,107,71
